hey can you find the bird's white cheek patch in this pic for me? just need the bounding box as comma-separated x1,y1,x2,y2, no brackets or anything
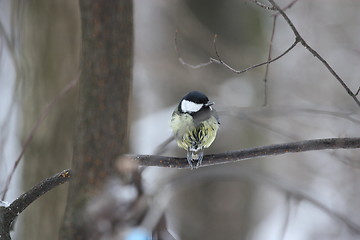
181,100,203,113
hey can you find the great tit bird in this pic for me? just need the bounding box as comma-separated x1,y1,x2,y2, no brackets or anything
171,91,220,169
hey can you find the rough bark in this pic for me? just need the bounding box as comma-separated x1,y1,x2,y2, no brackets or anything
61,1,133,239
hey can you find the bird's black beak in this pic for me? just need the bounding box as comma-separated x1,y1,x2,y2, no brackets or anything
204,101,214,107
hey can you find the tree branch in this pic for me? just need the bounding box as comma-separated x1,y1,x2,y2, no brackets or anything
272,0,299,17
263,16,277,106
212,35,299,74
0,169,72,240
263,0,299,106
176,0,360,107
175,30,298,73
131,138,360,168
267,0,360,107
249,0,275,10
355,86,360,97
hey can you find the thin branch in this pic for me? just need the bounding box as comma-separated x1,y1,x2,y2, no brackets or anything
355,86,360,97
267,0,360,107
273,0,299,17
1,74,79,200
0,169,72,239
8,169,72,220
130,137,360,168
249,0,275,10
175,29,214,69
258,0,299,106
216,35,300,74
175,0,300,76
176,0,360,107
263,16,277,106
175,29,299,74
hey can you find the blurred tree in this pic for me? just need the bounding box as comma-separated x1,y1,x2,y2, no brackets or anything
20,1,80,240
61,1,133,239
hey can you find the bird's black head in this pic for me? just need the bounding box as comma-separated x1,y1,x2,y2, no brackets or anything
183,91,209,104
178,91,214,114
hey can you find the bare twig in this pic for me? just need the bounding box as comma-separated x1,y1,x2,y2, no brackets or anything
175,29,214,69
212,34,299,74
175,30,299,74
263,16,277,106
7,169,72,220
250,0,275,10
0,169,72,240
130,137,360,168
273,0,299,17
262,0,300,106
355,86,360,96
176,0,360,107
267,0,360,107
175,0,300,77
1,74,79,200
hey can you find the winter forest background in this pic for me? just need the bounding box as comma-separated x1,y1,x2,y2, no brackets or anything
1,0,360,240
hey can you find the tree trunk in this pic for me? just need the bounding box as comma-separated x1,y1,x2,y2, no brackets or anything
20,1,80,240
61,1,133,239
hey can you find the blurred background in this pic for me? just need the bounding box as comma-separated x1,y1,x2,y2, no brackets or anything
1,0,360,239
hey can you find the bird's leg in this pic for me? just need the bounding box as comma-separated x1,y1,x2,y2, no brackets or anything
186,150,194,169
195,150,204,169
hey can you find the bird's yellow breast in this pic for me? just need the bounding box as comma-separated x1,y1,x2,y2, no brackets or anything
170,112,219,152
